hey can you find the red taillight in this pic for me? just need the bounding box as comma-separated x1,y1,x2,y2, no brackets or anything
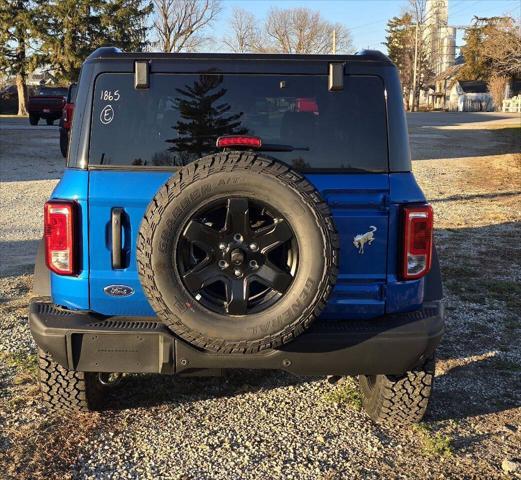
216,135,262,149
401,204,433,280
44,201,76,275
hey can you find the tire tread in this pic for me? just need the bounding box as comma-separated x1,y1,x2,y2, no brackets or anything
359,357,435,424
37,349,103,412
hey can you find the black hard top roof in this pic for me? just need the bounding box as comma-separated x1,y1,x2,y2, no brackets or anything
86,47,394,66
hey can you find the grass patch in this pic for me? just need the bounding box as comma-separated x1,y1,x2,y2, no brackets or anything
0,351,38,384
446,278,521,314
322,378,362,411
412,423,453,458
441,264,479,280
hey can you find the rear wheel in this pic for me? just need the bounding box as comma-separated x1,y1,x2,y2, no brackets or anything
29,114,39,125
37,349,106,412
359,356,435,424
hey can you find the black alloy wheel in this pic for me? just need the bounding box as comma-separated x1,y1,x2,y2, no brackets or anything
137,152,338,353
177,197,298,316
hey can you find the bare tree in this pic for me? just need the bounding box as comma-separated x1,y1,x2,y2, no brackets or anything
408,0,430,111
222,7,261,53
153,0,221,53
482,17,521,77
264,7,353,54
488,75,508,111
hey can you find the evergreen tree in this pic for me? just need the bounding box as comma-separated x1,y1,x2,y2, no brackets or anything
167,74,247,163
384,13,415,109
100,0,152,52
458,16,518,81
36,0,152,84
458,17,493,81
0,0,36,115
35,0,102,84
384,12,431,110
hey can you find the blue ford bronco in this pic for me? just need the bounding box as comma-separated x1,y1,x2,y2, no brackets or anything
30,47,444,424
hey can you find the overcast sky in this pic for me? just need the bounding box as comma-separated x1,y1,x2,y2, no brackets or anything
215,0,521,53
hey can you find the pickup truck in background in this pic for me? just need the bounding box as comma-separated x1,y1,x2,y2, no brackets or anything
28,86,68,126
58,84,77,157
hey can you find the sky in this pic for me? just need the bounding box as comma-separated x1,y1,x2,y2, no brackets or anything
215,0,521,53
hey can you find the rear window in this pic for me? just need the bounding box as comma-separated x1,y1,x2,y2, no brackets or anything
89,73,388,172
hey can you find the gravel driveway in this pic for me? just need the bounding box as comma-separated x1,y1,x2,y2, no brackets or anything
1,114,520,479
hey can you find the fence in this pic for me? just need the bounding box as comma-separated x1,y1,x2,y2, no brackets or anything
503,95,521,113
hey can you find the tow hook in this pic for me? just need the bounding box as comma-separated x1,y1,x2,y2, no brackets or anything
98,372,123,386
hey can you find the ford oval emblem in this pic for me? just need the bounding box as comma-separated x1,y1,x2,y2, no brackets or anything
104,285,135,297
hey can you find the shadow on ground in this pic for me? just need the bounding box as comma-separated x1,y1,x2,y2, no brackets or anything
0,240,39,278
60,220,521,422
406,111,520,161
410,126,520,160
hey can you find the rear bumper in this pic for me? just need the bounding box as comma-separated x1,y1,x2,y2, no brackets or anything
29,299,444,376
28,109,62,119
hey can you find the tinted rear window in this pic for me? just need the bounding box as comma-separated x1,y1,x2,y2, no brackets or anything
89,73,388,172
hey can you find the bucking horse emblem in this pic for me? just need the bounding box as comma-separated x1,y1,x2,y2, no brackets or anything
353,226,377,254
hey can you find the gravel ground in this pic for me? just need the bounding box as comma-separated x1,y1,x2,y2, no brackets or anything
1,114,520,479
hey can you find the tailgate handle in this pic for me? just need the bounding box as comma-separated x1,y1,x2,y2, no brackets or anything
111,208,124,269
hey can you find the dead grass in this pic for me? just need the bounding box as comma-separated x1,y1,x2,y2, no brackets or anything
0,412,103,480
0,350,107,479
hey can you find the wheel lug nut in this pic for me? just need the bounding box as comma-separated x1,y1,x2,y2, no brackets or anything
234,269,242,277
233,233,243,243
249,243,258,252
218,260,228,269
249,260,258,269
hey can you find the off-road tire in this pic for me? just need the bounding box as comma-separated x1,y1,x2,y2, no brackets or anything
359,356,435,424
29,114,39,126
137,152,338,354
38,349,105,412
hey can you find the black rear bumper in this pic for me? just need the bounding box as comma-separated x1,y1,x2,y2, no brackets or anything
29,299,444,376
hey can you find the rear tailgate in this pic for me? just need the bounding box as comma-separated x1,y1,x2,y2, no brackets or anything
86,70,391,319
28,96,65,113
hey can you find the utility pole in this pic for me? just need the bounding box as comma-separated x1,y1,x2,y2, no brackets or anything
411,23,419,112
332,29,336,54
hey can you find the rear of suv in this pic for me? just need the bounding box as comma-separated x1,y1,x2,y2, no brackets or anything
30,47,443,424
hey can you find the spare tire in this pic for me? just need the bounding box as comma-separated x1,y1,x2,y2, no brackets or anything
137,152,338,353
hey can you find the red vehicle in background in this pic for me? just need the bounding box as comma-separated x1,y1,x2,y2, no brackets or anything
27,86,68,126
59,83,77,157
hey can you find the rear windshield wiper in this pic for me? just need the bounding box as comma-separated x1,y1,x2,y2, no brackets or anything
259,144,310,152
